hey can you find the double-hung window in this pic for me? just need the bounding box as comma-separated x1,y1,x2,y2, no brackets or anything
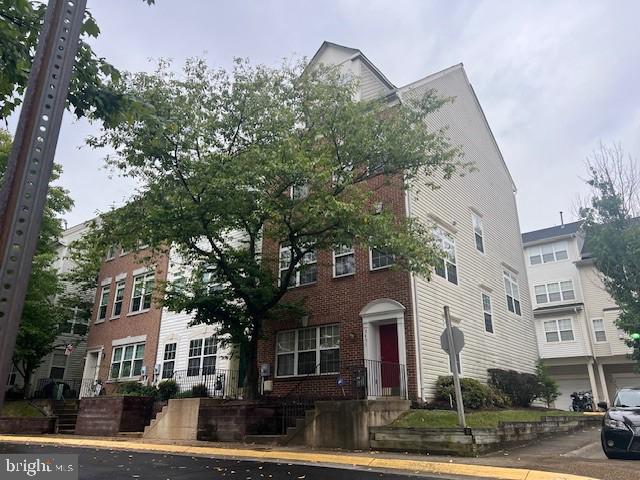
130,273,154,313
112,280,126,317
544,319,574,342
370,248,394,270
482,293,493,333
333,245,355,277
110,343,145,379
290,183,309,200
187,337,217,376
503,270,521,315
592,319,607,342
472,214,484,253
529,242,569,265
162,343,177,379
97,286,110,321
279,244,317,287
106,245,116,261
534,280,575,304
434,228,458,284
276,325,340,377
49,351,67,380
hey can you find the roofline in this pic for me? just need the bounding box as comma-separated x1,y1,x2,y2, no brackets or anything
399,63,517,193
521,231,580,247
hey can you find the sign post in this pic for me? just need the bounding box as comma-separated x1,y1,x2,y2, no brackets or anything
441,306,466,428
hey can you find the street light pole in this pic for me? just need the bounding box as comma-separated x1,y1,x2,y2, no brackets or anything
0,0,87,409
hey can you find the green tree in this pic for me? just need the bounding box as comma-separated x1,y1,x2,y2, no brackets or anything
580,143,640,364
535,360,560,408
0,0,153,122
87,58,466,397
0,129,74,394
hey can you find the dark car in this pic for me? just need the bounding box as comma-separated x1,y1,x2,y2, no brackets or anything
600,387,640,459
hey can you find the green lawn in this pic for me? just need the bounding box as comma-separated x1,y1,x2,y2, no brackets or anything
0,401,45,418
391,409,585,429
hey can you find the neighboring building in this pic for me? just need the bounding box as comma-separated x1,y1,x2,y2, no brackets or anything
81,244,169,396
522,220,640,409
256,42,539,401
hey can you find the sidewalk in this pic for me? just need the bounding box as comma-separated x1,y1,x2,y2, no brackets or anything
0,433,598,480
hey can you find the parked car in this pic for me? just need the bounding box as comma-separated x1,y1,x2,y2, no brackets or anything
600,387,640,459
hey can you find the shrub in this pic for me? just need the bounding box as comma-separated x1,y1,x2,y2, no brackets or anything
191,383,208,397
176,390,193,398
534,360,560,407
116,381,158,399
488,368,539,407
436,376,496,409
157,380,179,401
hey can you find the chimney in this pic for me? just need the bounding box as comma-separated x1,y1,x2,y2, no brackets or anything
559,211,564,228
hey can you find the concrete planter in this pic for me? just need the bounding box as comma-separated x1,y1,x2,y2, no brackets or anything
370,415,601,456
0,416,56,434
74,396,155,436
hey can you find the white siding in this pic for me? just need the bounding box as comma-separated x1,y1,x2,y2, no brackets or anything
401,66,539,399
534,312,590,359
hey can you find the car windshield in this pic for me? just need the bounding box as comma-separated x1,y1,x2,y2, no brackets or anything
614,390,640,407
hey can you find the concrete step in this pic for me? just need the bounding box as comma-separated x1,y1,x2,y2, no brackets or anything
244,435,287,445
119,432,143,439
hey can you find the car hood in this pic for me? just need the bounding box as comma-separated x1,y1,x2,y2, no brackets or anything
609,408,640,425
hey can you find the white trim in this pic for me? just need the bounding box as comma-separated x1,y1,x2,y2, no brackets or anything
115,272,128,282
332,244,356,278
100,277,112,287
132,266,153,277
369,248,395,271
591,318,608,343
112,335,147,347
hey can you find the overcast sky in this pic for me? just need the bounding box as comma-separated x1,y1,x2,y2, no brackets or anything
9,0,640,232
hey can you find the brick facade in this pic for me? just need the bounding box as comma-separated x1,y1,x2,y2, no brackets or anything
85,248,169,391
257,175,419,399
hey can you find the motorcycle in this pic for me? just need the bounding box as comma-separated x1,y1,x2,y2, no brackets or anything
570,390,594,412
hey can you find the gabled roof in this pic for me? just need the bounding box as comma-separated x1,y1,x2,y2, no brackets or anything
521,220,583,245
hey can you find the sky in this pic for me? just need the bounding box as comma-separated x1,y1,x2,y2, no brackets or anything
8,0,640,232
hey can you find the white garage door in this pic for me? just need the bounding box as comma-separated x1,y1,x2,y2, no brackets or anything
554,378,591,410
612,374,640,392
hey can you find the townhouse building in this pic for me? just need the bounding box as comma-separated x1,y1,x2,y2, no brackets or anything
255,42,539,401
80,244,169,395
522,220,640,410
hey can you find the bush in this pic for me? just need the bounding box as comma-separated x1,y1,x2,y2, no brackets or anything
435,376,497,409
488,369,539,407
191,383,208,397
157,380,179,401
535,360,560,407
175,390,193,398
116,381,158,399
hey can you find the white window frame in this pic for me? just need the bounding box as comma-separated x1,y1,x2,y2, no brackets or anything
161,343,177,379
275,325,340,378
105,245,116,261
472,213,485,254
129,272,155,314
109,342,145,379
534,280,576,304
528,241,569,265
279,244,317,288
333,245,355,277
112,280,126,318
434,228,458,285
187,336,218,377
482,293,494,334
543,318,575,343
290,183,309,200
369,248,395,271
503,270,521,316
592,318,608,342
97,285,110,322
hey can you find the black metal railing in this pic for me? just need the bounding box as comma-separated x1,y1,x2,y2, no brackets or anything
32,377,95,399
165,368,241,399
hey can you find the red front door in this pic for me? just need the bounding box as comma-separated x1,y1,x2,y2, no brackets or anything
379,324,400,392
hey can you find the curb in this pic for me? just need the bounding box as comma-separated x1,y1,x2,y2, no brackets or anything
0,435,599,480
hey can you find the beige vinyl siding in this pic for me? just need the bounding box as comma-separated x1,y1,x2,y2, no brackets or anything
357,59,391,100
402,66,538,399
534,312,590,359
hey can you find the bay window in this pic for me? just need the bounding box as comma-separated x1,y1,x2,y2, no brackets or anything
544,319,574,342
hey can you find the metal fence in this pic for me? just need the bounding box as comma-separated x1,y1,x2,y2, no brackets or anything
167,368,242,399
32,377,94,399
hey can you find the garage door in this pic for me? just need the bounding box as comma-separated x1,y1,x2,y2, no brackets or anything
554,378,591,410
612,374,640,392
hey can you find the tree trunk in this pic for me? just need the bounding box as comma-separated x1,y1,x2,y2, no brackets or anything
243,335,260,400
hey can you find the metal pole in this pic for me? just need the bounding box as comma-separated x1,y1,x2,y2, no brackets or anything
444,306,466,428
0,0,87,409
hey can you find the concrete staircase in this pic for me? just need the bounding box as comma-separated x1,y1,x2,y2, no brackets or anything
53,400,79,434
245,413,309,446
143,402,169,437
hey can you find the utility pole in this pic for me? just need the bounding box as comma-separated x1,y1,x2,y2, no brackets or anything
0,0,87,409
444,306,466,428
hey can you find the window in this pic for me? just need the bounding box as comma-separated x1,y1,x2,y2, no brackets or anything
279,244,317,287
472,214,484,253
60,306,89,335
276,325,340,377
7,365,17,386
333,245,355,277
503,271,521,315
534,280,575,304
161,343,177,379
434,228,458,284
529,241,569,265
112,280,126,317
49,351,67,380
482,293,493,333
106,245,116,261
110,343,145,379
544,319,574,342
97,286,110,321
592,319,607,342
187,337,217,376
370,248,395,270
290,183,309,200
130,273,154,313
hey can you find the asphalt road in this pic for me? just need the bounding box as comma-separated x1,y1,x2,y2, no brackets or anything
0,443,429,480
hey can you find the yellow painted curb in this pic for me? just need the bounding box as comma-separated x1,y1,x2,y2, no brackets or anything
0,435,599,480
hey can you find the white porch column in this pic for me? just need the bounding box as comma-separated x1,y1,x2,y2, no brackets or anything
596,362,610,405
586,360,600,404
